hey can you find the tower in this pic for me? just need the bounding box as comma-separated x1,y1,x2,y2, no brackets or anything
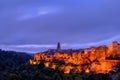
57,42,61,50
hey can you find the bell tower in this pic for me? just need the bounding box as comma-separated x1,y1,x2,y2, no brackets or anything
57,42,61,50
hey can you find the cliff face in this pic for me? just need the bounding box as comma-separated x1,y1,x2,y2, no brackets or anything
107,41,120,58
30,41,120,74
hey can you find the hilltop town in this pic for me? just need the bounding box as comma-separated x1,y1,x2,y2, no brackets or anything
30,41,120,74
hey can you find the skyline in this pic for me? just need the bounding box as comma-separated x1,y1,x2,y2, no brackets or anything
0,0,120,53
1,39,120,53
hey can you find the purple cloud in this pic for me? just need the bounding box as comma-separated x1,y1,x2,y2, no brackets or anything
0,0,120,53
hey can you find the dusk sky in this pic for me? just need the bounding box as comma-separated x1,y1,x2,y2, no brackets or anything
0,0,120,53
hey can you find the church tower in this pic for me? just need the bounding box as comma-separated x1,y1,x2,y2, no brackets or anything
57,42,61,50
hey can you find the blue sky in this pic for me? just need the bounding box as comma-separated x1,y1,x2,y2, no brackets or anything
0,0,120,53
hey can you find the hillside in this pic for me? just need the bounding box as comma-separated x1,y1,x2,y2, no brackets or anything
0,49,32,69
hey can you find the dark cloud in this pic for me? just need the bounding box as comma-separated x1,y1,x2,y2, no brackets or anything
0,0,120,52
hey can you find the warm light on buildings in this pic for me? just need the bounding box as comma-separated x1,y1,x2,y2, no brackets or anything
29,41,120,74
51,64,56,70
85,69,90,73
44,62,50,67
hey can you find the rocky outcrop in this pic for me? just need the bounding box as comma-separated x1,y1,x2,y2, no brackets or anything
30,41,120,74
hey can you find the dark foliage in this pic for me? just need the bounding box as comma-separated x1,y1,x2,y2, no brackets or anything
0,49,118,80
0,49,32,80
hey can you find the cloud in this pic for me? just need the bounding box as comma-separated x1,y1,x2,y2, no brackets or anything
9,44,56,48
0,35,120,53
0,0,120,53
0,44,57,53
64,35,120,48
18,10,47,20
18,6,62,21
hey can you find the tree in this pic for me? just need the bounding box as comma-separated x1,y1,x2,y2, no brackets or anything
114,72,120,80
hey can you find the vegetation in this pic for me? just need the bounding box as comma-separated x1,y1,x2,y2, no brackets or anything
0,49,120,80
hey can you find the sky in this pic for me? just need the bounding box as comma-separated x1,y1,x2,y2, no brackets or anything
0,0,120,53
